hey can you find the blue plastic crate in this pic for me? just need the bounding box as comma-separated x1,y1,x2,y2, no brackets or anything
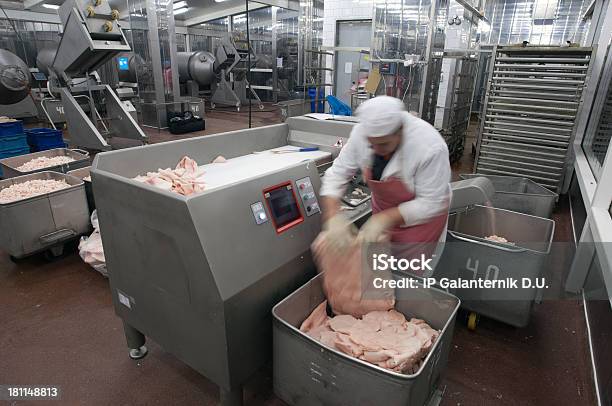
31,142,67,152
0,134,28,152
25,128,65,149
0,121,24,137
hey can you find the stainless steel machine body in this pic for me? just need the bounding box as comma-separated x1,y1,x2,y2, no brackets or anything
0,171,90,258
176,51,217,110
211,38,264,111
273,273,460,406
0,148,90,179
42,0,147,150
177,51,216,88
91,117,356,404
54,0,129,80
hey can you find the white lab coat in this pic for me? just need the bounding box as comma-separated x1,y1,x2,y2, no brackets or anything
320,111,452,228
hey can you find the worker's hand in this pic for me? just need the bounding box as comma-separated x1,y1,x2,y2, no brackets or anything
358,212,396,244
323,214,356,253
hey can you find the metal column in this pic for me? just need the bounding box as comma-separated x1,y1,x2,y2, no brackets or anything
144,0,167,127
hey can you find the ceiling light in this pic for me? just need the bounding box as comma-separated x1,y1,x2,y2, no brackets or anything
173,6,189,15
42,3,60,9
173,1,187,9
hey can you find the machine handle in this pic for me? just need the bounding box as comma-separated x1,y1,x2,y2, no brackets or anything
39,229,77,244
70,148,90,157
447,230,525,253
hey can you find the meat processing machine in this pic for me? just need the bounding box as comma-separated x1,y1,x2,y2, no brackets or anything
177,50,217,100
0,49,38,119
210,37,264,111
91,117,355,405
41,0,147,150
176,38,265,111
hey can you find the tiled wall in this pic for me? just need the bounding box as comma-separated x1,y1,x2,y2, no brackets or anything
323,0,374,94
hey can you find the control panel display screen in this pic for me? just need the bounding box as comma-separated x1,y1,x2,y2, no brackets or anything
263,182,304,233
118,57,129,71
31,72,47,81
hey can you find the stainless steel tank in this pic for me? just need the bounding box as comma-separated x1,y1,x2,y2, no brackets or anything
0,49,30,105
36,47,57,77
177,51,215,86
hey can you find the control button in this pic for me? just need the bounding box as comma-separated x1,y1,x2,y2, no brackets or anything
251,201,269,224
306,206,312,212
299,183,306,190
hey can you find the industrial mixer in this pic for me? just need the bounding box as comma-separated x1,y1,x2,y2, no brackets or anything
40,0,147,150
0,49,38,119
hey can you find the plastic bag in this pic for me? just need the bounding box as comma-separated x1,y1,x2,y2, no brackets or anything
78,210,107,277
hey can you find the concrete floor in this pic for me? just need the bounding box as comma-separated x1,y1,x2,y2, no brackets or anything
0,111,596,405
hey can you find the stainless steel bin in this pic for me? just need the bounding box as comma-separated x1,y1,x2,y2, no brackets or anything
0,171,91,258
436,205,555,327
459,174,557,218
67,166,95,213
0,148,90,178
273,273,460,406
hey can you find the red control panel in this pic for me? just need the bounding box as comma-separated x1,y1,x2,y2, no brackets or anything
262,181,304,234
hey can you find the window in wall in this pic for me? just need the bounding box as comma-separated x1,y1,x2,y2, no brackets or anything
583,46,612,181
189,17,228,52
176,33,186,51
482,0,590,45
583,76,612,179
0,19,62,67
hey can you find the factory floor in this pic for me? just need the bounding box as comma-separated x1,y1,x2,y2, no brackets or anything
0,112,596,406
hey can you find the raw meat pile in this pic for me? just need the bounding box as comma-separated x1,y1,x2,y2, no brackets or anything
16,156,75,172
485,235,514,245
301,301,439,374
0,179,70,203
0,116,18,123
133,156,205,196
83,176,91,182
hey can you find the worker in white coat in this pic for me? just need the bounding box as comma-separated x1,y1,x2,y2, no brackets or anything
320,96,451,259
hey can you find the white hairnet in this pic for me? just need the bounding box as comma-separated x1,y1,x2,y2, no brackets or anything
354,96,405,138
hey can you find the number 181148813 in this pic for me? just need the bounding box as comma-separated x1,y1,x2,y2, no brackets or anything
1,386,60,400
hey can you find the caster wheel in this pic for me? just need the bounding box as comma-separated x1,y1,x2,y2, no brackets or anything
467,312,479,331
258,104,265,110
210,103,216,109
129,345,148,360
9,255,22,262
236,107,240,112
44,245,64,261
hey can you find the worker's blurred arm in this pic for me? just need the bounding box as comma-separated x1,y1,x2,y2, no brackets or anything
398,145,451,227
320,132,363,222
321,196,342,221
